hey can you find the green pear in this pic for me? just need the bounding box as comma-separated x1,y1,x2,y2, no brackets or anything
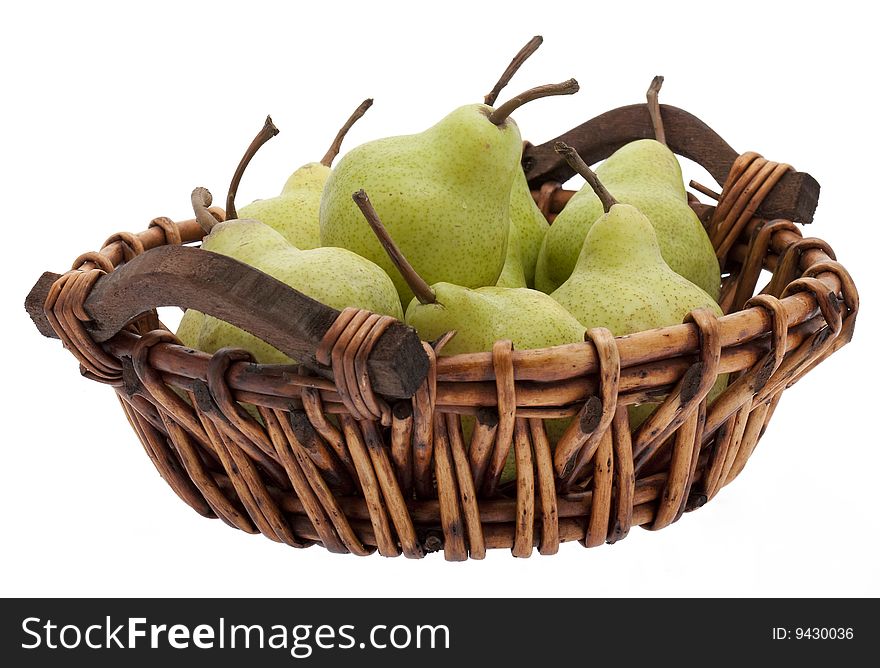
550,144,727,421
492,171,550,290
176,119,402,363
535,77,719,299
320,79,578,304
187,219,293,364
239,99,373,250
488,36,549,289
178,192,403,365
177,210,298,362
407,282,584,483
237,99,373,249
551,201,722,332
406,283,585,356
175,214,293,360
353,189,584,482
352,189,584,354
235,165,326,250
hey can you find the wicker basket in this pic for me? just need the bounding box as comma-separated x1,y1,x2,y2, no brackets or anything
25,102,858,560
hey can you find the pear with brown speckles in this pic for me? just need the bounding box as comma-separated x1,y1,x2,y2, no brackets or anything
551,150,728,426
549,143,726,424
406,283,585,357
550,142,722,335
177,190,403,364
238,99,374,250
551,201,722,333
535,77,719,299
353,187,582,482
551,201,728,427
320,80,578,304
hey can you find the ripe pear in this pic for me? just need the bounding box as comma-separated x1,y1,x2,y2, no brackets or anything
352,189,584,353
179,190,404,366
353,190,583,482
408,281,584,483
550,144,727,422
192,194,404,360
237,99,373,249
184,217,297,364
320,79,578,304
406,283,585,356
176,119,402,364
552,201,721,332
175,212,293,362
485,171,550,290
535,78,720,299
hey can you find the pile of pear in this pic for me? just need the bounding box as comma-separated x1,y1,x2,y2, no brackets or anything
176,42,726,478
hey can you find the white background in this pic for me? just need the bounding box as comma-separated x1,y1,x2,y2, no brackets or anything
2,1,877,597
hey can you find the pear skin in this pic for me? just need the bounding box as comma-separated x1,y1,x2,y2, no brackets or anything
237,162,330,250
551,202,727,421
535,139,720,298
551,202,721,334
180,217,403,365
175,308,204,350
236,100,373,251
495,223,528,289
405,283,584,356
321,104,522,304
322,79,578,304
406,283,585,483
508,167,549,287
175,220,297,363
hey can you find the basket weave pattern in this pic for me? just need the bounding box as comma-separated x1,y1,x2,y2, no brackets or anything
35,150,858,560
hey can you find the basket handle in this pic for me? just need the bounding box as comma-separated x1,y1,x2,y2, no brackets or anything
523,103,819,224
25,244,429,399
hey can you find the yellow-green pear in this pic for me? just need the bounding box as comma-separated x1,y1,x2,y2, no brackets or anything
353,190,584,482
320,79,579,304
237,99,373,249
406,283,585,356
175,210,294,362
179,189,403,365
408,281,585,483
550,144,727,422
535,77,720,298
176,119,402,364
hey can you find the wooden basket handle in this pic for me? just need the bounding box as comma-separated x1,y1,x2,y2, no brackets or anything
25,245,429,399
523,103,819,224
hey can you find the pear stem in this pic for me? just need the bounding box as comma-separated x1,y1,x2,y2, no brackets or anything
554,142,618,213
483,35,543,106
488,79,579,125
646,75,666,145
689,179,721,201
352,189,437,305
192,187,219,234
225,115,280,221
320,98,374,167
